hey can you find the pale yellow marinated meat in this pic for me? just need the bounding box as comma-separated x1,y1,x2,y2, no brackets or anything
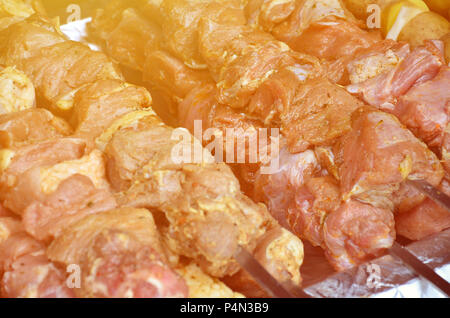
1,0,449,298
0,108,72,147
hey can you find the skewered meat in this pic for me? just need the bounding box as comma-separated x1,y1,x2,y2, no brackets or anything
0,11,305,296
198,19,321,111
276,77,365,153
0,0,44,31
89,0,449,274
0,66,35,114
0,16,123,117
246,0,381,83
144,50,213,102
0,15,66,66
0,0,448,298
70,79,152,141
254,148,321,229
0,108,71,148
47,208,188,298
0,137,88,211
98,8,161,71
247,0,354,35
101,111,304,284
21,173,116,242
2,141,117,243
344,40,410,85
223,226,304,297
338,107,444,212
158,0,246,70
288,176,341,247
0,15,191,296
249,226,304,285
178,83,266,193
87,1,443,278
277,16,380,62
19,41,123,116
103,114,270,277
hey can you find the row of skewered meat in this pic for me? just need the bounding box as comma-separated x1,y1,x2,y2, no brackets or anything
0,0,449,297
0,0,305,298
90,0,450,270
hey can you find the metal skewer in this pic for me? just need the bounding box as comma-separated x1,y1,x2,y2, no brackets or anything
407,179,450,212
389,242,450,297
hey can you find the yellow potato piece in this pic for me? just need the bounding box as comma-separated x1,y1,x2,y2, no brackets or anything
399,11,450,47
382,0,429,36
